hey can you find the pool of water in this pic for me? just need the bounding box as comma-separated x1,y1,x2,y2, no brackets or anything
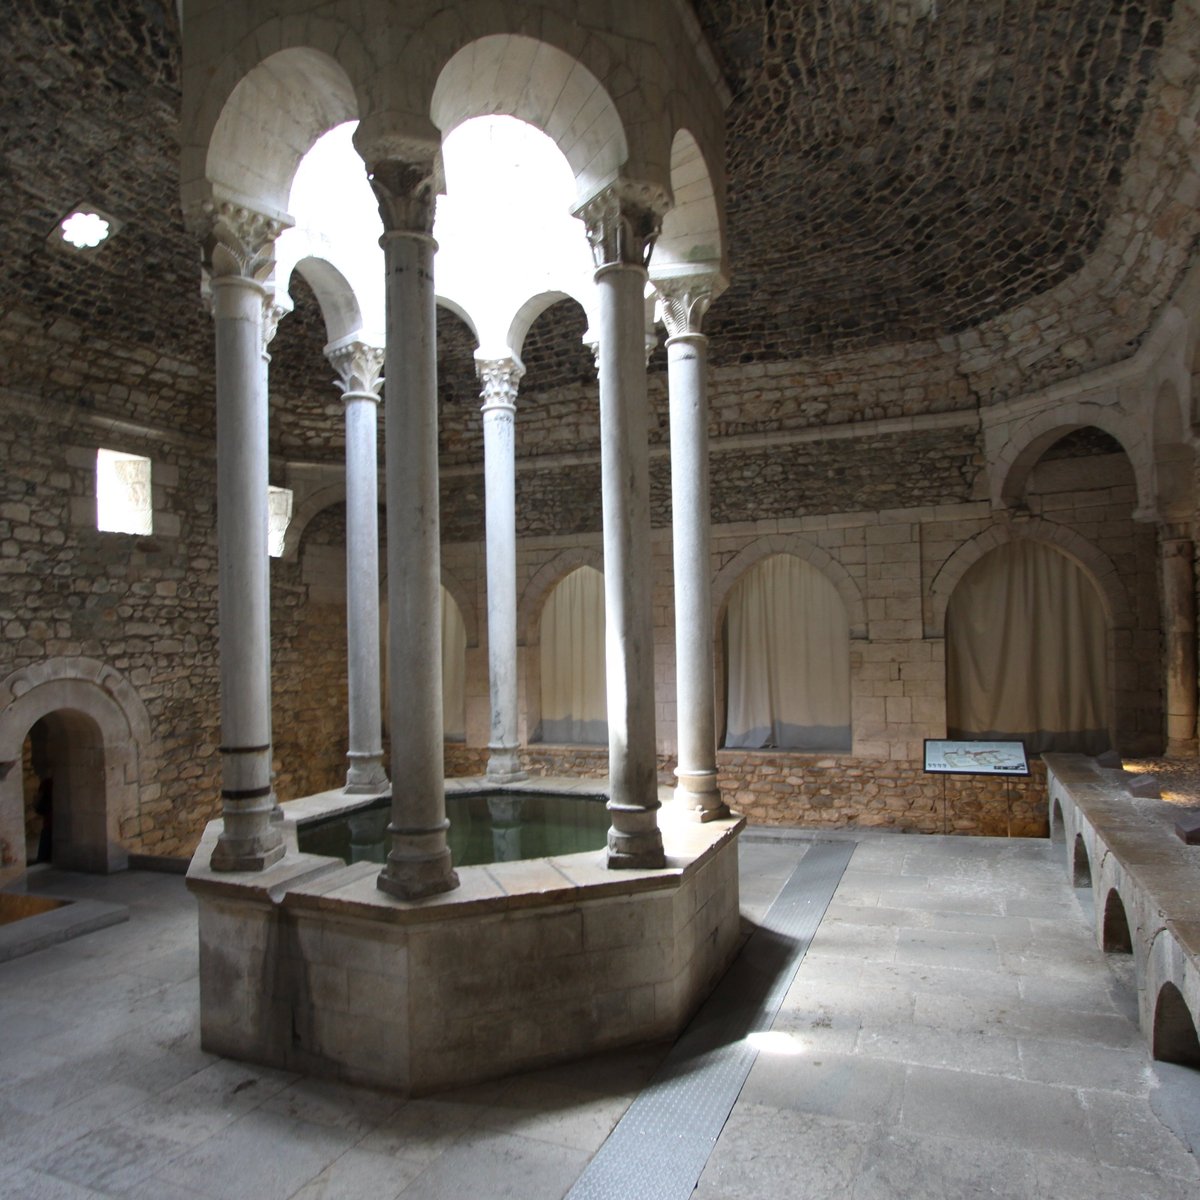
297,791,610,867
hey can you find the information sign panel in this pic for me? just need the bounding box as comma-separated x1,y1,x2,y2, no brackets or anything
923,739,1029,777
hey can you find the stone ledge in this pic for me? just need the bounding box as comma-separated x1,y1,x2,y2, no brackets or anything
1045,753,1200,1062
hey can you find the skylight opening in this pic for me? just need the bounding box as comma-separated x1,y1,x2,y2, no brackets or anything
61,211,111,249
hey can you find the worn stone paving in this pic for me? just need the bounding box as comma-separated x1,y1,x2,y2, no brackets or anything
1,832,1197,1199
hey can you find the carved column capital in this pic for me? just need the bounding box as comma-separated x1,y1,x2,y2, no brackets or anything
328,340,386,399
368,156,443,237
477,357,524,413
656,274,720,339
261,297,289,353
575,179,670,270
195,200,285,284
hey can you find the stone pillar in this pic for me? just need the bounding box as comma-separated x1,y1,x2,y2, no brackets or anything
658,273,731,821
576,180,670,869
329,340,389,793
478,357,528,783
369,157,458,899
1161,524,1198,757
202,203,285,871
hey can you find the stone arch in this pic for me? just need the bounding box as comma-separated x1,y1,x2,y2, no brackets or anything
507,290,595,363
1072,833,1092,890
1153,981,1200,1068
1153,378,1194,522
711,535,867,640
187,45,364,220
440,564,480,650
518,547,605,649
281,484,346,563
1102,887,1134,954
654,128,724,275
283,257,365,346
927,518,1130,639
1050,797,1065,844
429,34,631,205
0,659,153,880
991,407,1152,516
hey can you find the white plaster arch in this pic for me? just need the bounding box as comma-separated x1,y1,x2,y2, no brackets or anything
0,659,153,880
518,547,605,649
991,404,1152,516
191,45,363,220
430,34,631,206
927,518,1131,638
654,127,725,277
281,256,365,346
507,290,597,362
436,297,480,346
710,535,868,640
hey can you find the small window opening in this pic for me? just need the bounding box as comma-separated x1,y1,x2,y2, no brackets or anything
96,449,152,535
268,487,294,558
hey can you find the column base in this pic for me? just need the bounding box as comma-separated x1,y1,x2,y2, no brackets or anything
377,820,460,899
211,792,286,872
606,803,665,870
377,851,460,900
673,768,731,822
345,754,390,794
1165,738,1198,759
485,746,528,785
210,831,286,873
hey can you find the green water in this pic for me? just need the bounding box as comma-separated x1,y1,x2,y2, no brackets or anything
297,791,610,867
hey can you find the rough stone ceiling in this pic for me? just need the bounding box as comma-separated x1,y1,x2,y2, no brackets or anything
696,0,1174,358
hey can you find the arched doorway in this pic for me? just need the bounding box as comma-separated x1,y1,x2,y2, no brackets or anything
0,660,148,885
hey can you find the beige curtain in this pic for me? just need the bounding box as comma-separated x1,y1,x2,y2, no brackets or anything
538,565,607,744
946,540,1108,754
724,554,851,751
442,586,466,742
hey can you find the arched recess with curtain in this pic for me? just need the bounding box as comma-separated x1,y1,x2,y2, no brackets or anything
535,565,607,745
723,553,852,752
382,585,468,743
441,586,467,743
945,540,1110,754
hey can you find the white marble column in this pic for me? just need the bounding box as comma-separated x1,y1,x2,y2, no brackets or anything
261,298,287,823
478,357,528,783
658,273,731,821
202,203,285,871
576,180,670,869
329,339,389,793
1161,524,1198,757
369,157,458,899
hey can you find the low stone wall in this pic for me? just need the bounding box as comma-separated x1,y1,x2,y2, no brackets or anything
717,752,1048,837
448,745,1048,837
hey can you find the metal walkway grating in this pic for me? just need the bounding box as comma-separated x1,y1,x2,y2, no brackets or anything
565,839,856,1200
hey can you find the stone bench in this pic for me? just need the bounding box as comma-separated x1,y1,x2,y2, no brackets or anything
1044,753,1200,1066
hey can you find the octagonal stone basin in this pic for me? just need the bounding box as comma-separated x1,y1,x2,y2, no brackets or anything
187,778,743,1094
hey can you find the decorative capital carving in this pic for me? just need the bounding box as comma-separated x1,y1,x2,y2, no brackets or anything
196,200,284,283
656,274,719,339
328,340,386,398
368,156,443,236
574,180,670,270
477,357,524,412
262,296,289,351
